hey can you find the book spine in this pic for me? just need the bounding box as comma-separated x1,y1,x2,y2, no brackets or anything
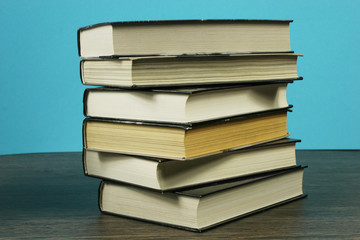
83,89,90,117
81,148,88,176
79,60,85,85
98,181,105,212
77,28,82,57
82,118,88,148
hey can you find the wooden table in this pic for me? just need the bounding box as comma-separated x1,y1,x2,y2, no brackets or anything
0,150,359,239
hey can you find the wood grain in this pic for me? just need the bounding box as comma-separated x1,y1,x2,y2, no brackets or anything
0,150,359,239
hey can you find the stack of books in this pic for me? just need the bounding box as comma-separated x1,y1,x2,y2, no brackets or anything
77,19,306,232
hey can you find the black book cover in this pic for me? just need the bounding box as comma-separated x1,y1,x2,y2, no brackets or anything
83,106,292,130
79,19,293,31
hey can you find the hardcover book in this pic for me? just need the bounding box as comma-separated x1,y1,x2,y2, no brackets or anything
84,138,300,190
83,108,290,160
84,82,294,124
80,53,302,87
99,166,306,231
78,19,293,57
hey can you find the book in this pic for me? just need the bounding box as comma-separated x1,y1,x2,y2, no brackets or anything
80,53,302,87
84,138,300,191
99,166,306,231
78,19,293,58
83,108,290,160
84,82,295,124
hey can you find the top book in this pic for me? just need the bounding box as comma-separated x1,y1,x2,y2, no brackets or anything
78,19,293,58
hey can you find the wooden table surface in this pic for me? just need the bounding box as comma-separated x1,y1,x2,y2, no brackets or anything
0,150,359,239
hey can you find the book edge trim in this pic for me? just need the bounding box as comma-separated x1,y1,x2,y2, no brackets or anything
98,192,307,232
198,193,307,232
77,19,293,56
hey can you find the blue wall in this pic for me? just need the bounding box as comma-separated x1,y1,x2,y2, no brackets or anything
1,0,359,154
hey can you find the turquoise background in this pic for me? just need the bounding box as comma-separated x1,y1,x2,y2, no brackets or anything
1,0,359,154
